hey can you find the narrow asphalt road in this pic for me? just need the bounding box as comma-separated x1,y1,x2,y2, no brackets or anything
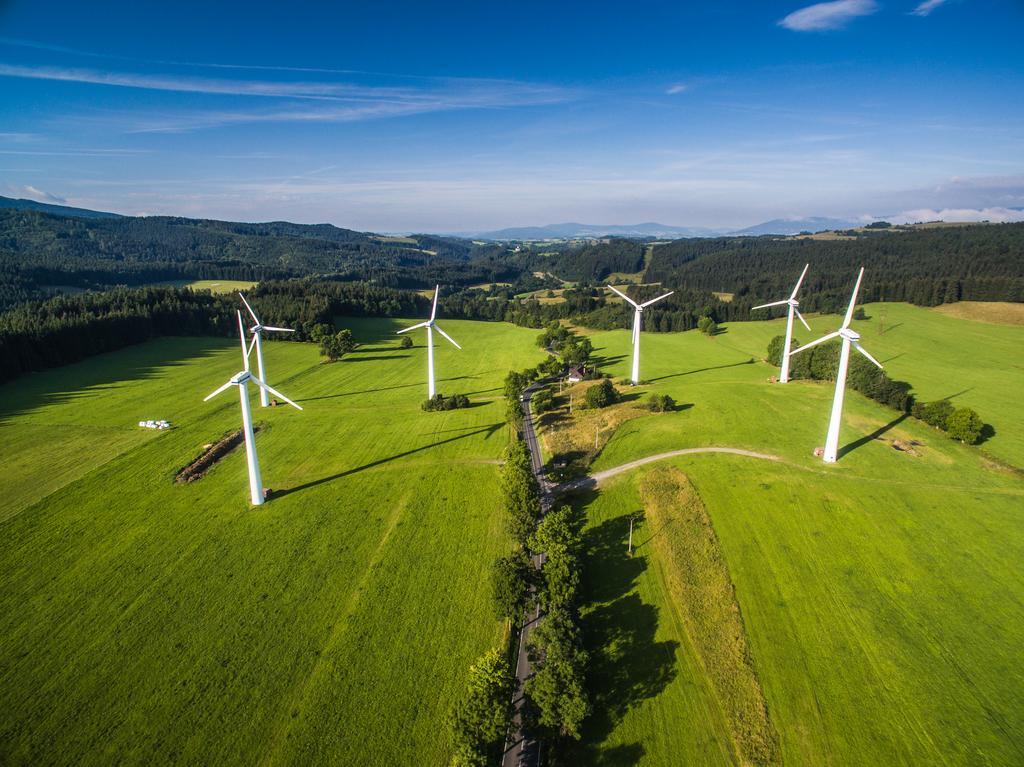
502,380,552,767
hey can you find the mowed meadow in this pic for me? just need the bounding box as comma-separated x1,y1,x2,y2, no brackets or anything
1,304,1022,766
563,302,1024,765
0,318,546,765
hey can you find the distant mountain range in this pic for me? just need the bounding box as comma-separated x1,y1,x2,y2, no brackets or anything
464,222,722,240
0,196,864,239
727,217,860,236
0,196,122,220
468,217,861,240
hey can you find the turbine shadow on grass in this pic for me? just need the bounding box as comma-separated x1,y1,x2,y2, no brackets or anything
648,358,755,383
296,376,475,403
275,421,504,497
0,337,236,425
837,413,909,459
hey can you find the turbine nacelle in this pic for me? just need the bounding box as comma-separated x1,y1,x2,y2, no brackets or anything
840,327,860,342
230,370,252,385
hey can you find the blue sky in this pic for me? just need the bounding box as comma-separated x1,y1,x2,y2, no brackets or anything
1,0,1022,232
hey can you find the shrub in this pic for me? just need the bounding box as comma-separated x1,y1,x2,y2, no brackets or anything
525,608,590,740
400,335,413,349
501,440,542,546
766,335,786,366
319,328,357,361
946,407,984,444
920,399,954,430
449,648,514,767
853,307,868,321
490,550,534,621
532,387,555,414
697,315,718,336
648,393,675,412
422,393,471,411
584,379,618,409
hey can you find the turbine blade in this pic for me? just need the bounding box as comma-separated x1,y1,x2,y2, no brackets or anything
397,321,430,334
238,292,260,325
203,379,235,402
261,326,295,333
434,324,462,349
640,291,674,308
606,284,639,307
430,285,440,321
752,299,789,310
853,341,883,369
795,308,812,332
789,330,840,356
251,375,304,410
843,267,865,329
247,333,258,358
237,311,250,370
790,263,810,300
632,311,640,343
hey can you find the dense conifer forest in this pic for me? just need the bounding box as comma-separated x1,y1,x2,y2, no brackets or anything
1,203,1021,383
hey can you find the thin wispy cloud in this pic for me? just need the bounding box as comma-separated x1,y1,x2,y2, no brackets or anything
665,83,689,95
0,62,575,132
779,0,879,31
910,0,948,16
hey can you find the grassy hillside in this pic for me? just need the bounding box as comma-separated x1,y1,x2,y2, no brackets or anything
1,305,1022,766
0,320,546,766
563,303,1024,765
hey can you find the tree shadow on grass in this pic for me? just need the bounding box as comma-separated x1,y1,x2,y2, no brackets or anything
0,337,236,425
837,413,909,459
647,358,755,383
274,421,503,498
565,511,678,761
342,354,411,363
296,375,476,403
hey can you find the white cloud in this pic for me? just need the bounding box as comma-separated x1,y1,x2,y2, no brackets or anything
910,0,948,16
889,207,1024,224
779,0,879,31
665,83,689,95
20,185,66,203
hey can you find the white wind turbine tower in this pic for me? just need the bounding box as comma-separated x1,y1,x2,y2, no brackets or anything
239,293,295,407
203,311,303,505
791,267,882,464
606,285,674,385
752,263,811,383
396,285,461,399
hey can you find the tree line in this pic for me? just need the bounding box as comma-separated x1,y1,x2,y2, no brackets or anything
766,335,989,444
647,224,1024,312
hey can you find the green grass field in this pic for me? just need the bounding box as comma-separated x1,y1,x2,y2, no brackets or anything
564,302,1024,765
1,304,1022,765
147,279,257,293
0,319,546,765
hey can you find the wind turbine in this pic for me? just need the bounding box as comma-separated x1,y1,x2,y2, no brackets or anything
791,267,882,463
203,311,303,505
606,285,674,384
239,293,295,407
396,285,461,398
752,263,811,383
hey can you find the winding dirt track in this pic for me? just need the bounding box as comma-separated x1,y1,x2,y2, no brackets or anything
557,446,779,493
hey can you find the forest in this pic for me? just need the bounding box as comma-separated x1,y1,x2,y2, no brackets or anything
0,208,521,307
1,203,1021,384
645,224,1024,311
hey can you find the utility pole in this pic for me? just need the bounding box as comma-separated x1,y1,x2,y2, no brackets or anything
628,516,635,556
